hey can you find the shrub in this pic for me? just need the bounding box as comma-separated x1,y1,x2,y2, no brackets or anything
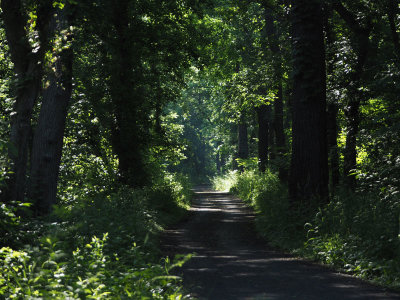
0,234,191,299
304,190,400,287
0,172,193,299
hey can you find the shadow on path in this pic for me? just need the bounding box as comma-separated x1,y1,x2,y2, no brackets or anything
161,187,400,300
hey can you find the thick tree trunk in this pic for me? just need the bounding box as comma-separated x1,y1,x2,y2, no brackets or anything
29,11,73,215
109,0,147,187
256,105,270,172
289,0,328,204
1,0,51,203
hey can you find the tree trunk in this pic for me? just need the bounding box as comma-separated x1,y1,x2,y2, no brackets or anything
333,1,371,190
324,5,340,192
274,82,287,181
109,0,147,187
238,114,249,170
1,0,51,203
263,4,286,180
256,105,270,172
387,0,400,60
216,151,221,173
327,103,340,189
343,97,360,190
29,10,73,215
289,0,329,204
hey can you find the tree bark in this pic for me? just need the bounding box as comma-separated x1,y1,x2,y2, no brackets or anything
324,4,340,191
274,82,287,181
109,0,148,187
29,10,73,215
263,4,287,180
387,0,400,61
238,114,249,170
327,103,340,189
256,105,270,172
1,0,52,203
289,0,329,204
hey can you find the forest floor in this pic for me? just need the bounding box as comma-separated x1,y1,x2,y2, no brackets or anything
161,186,400,300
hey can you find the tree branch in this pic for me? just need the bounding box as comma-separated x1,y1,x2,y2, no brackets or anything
0,0,32,74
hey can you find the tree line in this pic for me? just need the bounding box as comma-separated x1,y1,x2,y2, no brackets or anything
1,0,400,219
0,0,205,215
177,0,400,211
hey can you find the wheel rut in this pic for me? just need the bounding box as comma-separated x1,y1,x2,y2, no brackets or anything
161,186,400,300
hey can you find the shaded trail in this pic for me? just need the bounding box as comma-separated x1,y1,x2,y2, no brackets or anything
162,186,400,300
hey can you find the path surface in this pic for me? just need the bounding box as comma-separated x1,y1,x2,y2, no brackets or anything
161,186,400,300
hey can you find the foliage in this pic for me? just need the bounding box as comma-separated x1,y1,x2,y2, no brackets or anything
226,167,400,289
0,234,191,299
303,189,400,288
214,169,305,249
212,170,238,192
0,172,193,299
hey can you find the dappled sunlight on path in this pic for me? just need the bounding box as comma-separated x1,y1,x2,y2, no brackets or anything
162,186,400,300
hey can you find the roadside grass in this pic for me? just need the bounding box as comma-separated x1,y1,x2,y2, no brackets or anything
0,173,193,299
213,169,400,290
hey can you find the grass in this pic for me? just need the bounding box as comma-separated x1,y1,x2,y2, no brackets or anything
213,168,400,290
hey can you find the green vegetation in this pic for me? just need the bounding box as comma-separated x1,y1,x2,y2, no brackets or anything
0,173,193,299
2,0,400,297
213,169,400,289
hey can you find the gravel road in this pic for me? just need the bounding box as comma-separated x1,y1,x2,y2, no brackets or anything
161,186,400,300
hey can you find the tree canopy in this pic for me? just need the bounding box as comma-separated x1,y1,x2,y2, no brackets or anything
1,0,400,297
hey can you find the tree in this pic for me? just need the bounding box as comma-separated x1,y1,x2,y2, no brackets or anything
333,1,373,190
289,0,328,203
28,6,74,214
1,0,53,203
75,0,198,187
324,4,340,191
262,2,287,179
256,104,270,172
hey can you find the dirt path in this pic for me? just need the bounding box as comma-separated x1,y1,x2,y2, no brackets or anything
161,187,400,300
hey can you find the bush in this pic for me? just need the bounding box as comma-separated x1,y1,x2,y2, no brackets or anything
303,190,400,287
0,234,191,299
212,170,238,192
213,169,302,248
0,172,193,299
218,166,400,289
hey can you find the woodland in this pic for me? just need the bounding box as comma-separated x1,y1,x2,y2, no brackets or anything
1,0,400,298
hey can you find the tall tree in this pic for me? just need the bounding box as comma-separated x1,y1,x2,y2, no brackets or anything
256,104,270,172
108,0,148,186
238,113,249,163
289,0,328,203
333,1,372,190
263,2,287,180
324,4,340,191
1,0,53,203
28,7,74,214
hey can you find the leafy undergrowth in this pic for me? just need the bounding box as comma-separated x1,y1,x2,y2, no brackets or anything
213,169,400,290
0,173,193,299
